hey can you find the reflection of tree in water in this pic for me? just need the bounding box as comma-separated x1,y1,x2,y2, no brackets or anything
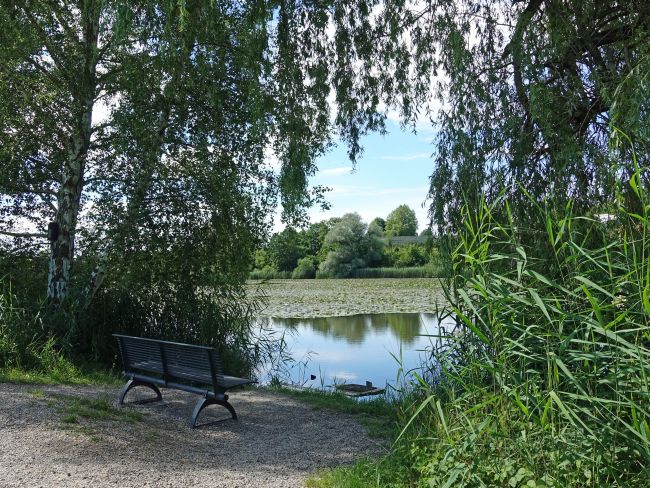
274,313,435,345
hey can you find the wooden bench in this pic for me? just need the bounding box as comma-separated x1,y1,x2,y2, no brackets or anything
114,334,256,427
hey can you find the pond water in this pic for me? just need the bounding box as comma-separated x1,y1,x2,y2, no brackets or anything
261,313,455,390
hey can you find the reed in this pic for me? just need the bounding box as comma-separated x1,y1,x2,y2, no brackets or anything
401,167,649,486
311,165,650,487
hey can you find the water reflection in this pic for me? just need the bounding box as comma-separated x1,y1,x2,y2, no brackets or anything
264,313,451,388
272,313,430,345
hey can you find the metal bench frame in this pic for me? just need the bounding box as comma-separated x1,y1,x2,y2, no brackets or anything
114,334,256,427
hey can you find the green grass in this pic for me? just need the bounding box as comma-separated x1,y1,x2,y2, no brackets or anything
349,264,447,279
51,394,144,423
250,264,448,280
306,458,407,488
249,269,293,280
0,364,122,386
25,389,145,440
271,386,398,440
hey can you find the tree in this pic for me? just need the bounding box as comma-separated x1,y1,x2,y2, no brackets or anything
319,213,383,277
268,228,303,273
292,256,317,279
370,217,386,232
298,221,331,262
365,1,650,231
385,205,418,237
0,1,405,306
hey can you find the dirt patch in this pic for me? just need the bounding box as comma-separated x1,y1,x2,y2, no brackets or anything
0,383,385,487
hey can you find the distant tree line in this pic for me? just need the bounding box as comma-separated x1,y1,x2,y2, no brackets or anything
251,205,441,279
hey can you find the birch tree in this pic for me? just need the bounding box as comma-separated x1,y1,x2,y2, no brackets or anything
0,1,394,305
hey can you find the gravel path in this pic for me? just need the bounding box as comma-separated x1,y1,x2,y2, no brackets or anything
0,383,385,487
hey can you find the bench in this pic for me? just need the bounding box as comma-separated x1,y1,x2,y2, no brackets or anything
114,334,256,427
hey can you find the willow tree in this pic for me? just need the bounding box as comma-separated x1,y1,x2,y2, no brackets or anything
366,1,650,231
0,1,396,309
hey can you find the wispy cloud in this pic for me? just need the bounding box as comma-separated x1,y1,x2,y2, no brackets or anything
380,152,430,161
321,166,353,176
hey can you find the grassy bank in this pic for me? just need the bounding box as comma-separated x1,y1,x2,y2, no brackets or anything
0,363,122,386
349,264,446,279
307,178,650,487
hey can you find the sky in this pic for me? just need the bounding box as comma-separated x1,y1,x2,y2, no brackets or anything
279,120,437,234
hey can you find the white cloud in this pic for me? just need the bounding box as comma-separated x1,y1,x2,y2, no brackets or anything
321,166,353,176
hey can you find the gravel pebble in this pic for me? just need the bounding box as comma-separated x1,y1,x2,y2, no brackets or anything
0,384,385,487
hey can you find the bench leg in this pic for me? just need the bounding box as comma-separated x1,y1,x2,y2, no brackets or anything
191,394,237,428
118,379,163,405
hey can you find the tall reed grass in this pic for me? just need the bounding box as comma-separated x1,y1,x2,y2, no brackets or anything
312,167,650,487
396,170,650,486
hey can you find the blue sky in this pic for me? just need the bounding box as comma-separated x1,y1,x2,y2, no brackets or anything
301,120,436,233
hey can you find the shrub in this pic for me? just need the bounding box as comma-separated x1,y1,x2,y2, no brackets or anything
292,256,317,279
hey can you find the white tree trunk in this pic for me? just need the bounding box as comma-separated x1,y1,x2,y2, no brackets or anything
47,4,100,303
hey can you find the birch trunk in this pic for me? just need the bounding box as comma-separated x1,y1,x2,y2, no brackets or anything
48,4,100,303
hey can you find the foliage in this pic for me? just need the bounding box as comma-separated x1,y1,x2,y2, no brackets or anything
292,256,318,279
1,0,423,366
349,265,445,279
383,244,428,268
384,205,418,237
291,1,647,232
312,166,650,487
319,213,384,278
269,228,303,272
370,217,386,232
252,210,440,279
248,267,292,280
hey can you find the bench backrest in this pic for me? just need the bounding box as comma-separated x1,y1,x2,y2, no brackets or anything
114,334,224,390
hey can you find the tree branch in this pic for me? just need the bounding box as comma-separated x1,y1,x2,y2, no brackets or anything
0,230,46,238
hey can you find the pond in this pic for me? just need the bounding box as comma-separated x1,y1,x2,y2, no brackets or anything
261,312,455,391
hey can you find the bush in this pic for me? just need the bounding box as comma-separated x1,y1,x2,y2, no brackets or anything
292,256,317,279
383,244,428,268
249,267,292,280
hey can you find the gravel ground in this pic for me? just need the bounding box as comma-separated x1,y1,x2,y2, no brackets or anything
0,383,385,487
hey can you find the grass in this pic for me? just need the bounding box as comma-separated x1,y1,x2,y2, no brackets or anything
250,264,448,280
28,388,144,423
0,364,122,386
52,394,144,423
249,269,293,280
270,386,398,440
349,264,447,279
24,388,145,441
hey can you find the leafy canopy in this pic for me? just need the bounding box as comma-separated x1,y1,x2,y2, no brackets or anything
385,205,418,237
